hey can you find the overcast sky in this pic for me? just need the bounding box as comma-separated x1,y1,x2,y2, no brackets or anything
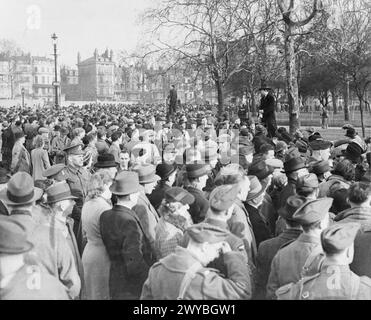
0,0,153,67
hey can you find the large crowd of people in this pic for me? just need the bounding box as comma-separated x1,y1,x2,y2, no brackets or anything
0,92,370,300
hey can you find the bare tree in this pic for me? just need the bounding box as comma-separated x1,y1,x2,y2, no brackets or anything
142,0,257,115
312,0,371,135
277,0,320,133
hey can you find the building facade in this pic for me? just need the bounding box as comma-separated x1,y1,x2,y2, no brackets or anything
0,59,11,99
77,49,115,101
12,54,33,99
60,66,79,100
32,56,55,102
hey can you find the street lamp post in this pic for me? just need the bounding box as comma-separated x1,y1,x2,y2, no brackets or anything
21,87,25,108
51,33,59,108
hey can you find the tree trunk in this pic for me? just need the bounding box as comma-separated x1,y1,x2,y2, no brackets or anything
250,89,256,116
359,96,365,137
331,90,337,114
284,26,300,134
215,79,224,116
343,82,349,121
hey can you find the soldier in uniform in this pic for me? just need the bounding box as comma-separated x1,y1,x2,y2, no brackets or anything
140,223,251,300
276,223,371,300
266,197,333,299
63,141,91,254
255,195,304,299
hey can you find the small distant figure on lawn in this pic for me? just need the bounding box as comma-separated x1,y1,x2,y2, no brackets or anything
320,105,328,129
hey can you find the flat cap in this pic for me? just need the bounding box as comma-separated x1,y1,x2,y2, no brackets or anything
187,223,230,244
296,173,319,190
165,187,194,205
209,184,239,212
321,223,360,254
292,197,333,225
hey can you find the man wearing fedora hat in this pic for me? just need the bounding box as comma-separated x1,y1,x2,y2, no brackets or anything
45,181,83,298
0,173,81,299
132,164,161,251
184,163,209,224
266,197,332,299
307,139,333,165
100,171,156,299
93,153,118,180
63,141,91,255
258,87,277,138
277,151,309,213
255,195,304,300
148,163,178,210
244,176,272,248
0,217,70,300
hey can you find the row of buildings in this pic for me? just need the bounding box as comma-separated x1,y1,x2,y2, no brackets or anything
0,53,57,102
0,49,217,105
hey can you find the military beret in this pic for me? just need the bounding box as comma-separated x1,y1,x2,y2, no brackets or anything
311,160,331,175
42,164,66,180
279,195,308,221
187,223,230,244
296,173,319,190
321,223,360,254
165,187,194,205
292,197,333,225
209,184,239,212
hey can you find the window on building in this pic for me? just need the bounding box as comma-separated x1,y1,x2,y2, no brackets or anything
42,76,45,84
34,76,38,84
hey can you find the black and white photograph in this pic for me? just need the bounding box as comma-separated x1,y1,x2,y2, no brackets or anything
0,0,370,306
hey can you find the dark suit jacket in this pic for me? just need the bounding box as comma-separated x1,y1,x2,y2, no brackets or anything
184,186,209,224
100,205,155,300
244,203,272,248
260,93,276,121
148,182,170,210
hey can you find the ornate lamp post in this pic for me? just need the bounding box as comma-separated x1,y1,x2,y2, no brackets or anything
51,33,59,108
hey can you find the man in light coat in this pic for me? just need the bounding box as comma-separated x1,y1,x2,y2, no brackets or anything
0,172,81,299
